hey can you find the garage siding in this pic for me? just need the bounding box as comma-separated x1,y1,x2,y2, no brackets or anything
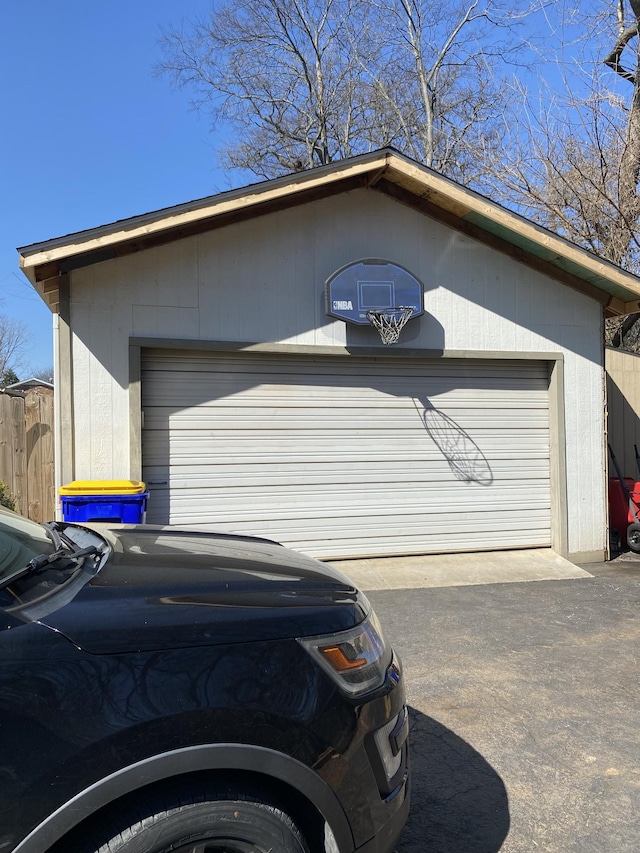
141,350,551,559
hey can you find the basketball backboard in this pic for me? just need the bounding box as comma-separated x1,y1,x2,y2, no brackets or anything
325,259,424,325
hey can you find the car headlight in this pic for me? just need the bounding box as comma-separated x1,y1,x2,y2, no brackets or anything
298,611,392,697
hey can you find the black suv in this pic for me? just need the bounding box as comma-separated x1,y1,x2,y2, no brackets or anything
0,508,409,853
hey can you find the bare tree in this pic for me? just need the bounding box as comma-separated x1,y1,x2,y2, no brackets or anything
489,1,640,349
493,75,633,260
25,364,54,384
159,0,373,176
0,315,32,379
360,0,533,185
604,0,640,267
158,0,537,181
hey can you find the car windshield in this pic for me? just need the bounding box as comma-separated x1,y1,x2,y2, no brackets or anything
0,509,56,582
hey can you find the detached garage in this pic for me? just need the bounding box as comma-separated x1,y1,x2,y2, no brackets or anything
18,149,640,563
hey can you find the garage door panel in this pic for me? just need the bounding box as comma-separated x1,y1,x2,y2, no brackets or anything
142,390,550,409
163,492,550,522
142,351,551,558
143,370,548,403
143,396,549,416
267,528,551,557
145,433,551,454
172,513,551,554
144,356,545,384
142,385,549,403
145,425,551,440
161,475,551,500
165,504,551,531
143,456,551,480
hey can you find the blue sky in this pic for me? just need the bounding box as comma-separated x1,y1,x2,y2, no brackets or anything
1,0,243,373
0,2,602,374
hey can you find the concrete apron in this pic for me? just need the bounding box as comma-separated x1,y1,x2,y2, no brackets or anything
327,548,592,591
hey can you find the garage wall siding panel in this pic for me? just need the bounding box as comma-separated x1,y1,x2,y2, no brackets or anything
69,188,606,557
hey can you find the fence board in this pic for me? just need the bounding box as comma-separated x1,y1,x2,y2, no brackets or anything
0,396,14,496
12,396,26,512
0,389,54,520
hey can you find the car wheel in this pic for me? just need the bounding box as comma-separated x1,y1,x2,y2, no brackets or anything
627,522,640,553
77,782,311,853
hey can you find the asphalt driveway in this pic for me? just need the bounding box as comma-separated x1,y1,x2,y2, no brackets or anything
367,560,640,852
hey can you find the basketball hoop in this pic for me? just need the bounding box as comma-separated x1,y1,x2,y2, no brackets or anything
366,307,415,345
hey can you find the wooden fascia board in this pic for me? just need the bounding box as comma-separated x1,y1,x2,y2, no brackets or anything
382,158,640,306
19,146,640,311
19,157,390,279
378,180,612,306
24,173,371,284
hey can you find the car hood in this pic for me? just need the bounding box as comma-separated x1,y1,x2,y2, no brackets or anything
41,526,370,654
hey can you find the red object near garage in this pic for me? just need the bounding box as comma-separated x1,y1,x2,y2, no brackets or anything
608,476,640,541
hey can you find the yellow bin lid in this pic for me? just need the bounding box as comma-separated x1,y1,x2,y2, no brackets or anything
59,479,146,496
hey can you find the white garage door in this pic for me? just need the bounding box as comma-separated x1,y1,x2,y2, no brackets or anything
141,350,551,559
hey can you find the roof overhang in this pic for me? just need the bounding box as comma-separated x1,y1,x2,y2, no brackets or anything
18,148,640,316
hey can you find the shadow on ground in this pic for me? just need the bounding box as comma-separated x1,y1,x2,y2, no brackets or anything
582,547,640,579
396,707,509,853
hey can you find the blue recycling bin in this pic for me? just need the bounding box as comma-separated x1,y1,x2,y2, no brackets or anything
59,480,148,523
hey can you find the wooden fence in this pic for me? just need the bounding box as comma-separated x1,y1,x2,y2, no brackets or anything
606,347,640,479
0,388,55,522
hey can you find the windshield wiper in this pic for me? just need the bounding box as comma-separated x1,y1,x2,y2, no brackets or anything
0,544,99,590
42,521,84,552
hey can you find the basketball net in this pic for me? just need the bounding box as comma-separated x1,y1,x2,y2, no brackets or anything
366,307,414,345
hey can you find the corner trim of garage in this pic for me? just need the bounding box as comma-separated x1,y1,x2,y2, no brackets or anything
129,344,142,481
548,358,568,557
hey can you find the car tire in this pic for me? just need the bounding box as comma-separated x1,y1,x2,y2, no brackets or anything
75,782,311,853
